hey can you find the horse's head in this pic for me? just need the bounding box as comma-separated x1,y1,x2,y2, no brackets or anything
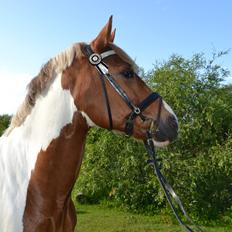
63,16,178,147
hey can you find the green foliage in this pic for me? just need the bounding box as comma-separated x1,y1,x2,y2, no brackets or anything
191,138,232,219
0,114,11,136
76,129,162,211
148,52,232,155
75,51,232,222
163,138,232,220
145,52,232,220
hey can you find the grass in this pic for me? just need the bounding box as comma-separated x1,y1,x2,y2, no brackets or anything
74,204,232,232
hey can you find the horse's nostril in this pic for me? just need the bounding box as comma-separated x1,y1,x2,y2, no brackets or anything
167,116,178,141
152,116,178,143
155,129,169,142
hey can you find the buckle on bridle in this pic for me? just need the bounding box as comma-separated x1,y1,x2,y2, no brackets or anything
133,107,141,115
89,53,102,65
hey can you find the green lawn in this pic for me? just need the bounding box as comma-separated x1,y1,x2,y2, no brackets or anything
74,204,232,232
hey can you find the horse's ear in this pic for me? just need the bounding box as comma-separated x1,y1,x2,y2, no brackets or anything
91,15,113,52
110,28,116,43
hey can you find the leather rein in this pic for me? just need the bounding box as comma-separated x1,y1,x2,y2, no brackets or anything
145,132,204,232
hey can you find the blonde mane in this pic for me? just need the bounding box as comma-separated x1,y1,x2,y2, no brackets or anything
5,43,83,135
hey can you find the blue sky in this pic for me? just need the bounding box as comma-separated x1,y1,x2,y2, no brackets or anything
0,0,231,114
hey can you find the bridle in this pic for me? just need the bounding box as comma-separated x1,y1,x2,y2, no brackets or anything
84,44,161,136
84,44,203,232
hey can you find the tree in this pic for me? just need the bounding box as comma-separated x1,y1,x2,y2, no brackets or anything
75,52,232,220
148,52,232,155
0,115,11,136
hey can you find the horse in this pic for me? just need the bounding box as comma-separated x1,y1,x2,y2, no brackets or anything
0,16,178,231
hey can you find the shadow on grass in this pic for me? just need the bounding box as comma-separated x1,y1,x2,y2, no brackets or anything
76,209,89,215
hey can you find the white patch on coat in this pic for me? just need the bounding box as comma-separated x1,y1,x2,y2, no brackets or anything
0,73,77,232
152,139,170,148
162,100,178,123
80,111,97,127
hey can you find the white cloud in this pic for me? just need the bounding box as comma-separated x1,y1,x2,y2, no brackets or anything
0,71,32,115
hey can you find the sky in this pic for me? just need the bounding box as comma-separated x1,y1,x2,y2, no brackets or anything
0,0,231,115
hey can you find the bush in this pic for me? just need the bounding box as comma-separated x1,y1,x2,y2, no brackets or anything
190,138,232,219
76,131,232,220
74,52,232,221
75,129,166,212
0,115,11,136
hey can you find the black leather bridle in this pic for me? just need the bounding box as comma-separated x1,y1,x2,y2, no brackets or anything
84,44,161,136
84,44,203,231
84,44,203,232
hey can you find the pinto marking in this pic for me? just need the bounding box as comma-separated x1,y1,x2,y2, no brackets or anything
80,111,97,127
0,73,76,231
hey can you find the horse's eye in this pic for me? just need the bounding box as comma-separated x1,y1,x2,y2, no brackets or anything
121,70,134,79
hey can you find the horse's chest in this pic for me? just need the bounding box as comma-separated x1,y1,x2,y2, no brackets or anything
0,136,37,232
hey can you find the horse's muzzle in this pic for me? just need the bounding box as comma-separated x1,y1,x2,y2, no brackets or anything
150,115,178,146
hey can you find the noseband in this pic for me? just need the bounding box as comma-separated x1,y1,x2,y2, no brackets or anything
84,45,161,136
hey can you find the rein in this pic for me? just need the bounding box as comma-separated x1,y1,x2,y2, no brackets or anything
144,132,204,232
84,45,160,136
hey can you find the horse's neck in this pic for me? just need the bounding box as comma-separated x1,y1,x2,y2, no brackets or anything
0,73,85,231
23,111,89,229
2,73,77,173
